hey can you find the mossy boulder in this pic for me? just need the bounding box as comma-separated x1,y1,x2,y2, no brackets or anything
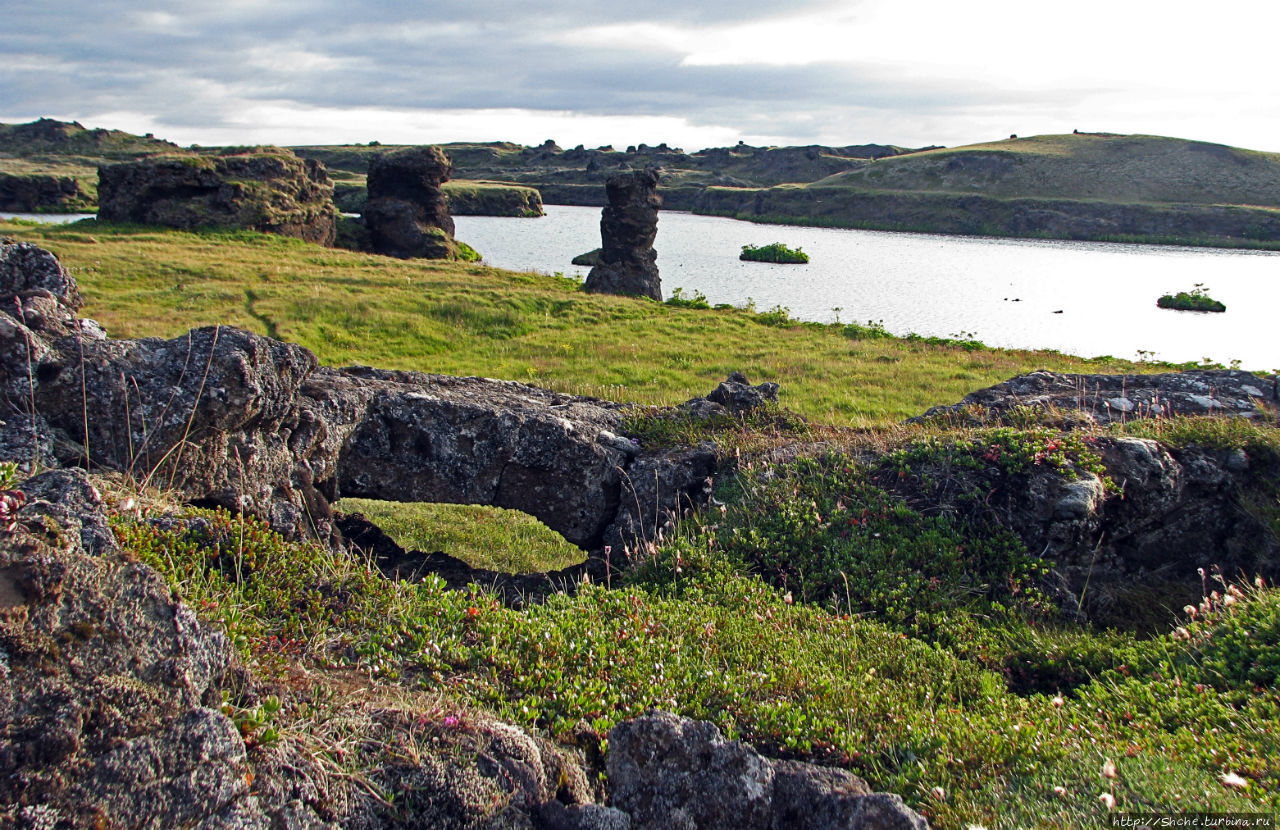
363,146,481,260
97,148,337,245
0,173,92,212
444,180,544,217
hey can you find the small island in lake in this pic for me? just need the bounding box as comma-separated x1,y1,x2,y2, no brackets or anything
1157,284,1226,312
740,242,809,263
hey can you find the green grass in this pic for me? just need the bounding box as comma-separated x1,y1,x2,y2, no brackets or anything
0,219,1160,425
336,498,584,573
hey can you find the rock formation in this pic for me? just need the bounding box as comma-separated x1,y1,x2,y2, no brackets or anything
583,169,662,300
914,369,1279,426
9,237,1280,827
0,240,701,557
97,148,337,245
4,238,1278,625
608,712,927,830
362,145,467,259
1,469,259,827
444,181,544,217
0,173,90,213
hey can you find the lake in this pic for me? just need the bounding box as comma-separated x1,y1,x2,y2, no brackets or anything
7,208,1276,368
455,206,1280,369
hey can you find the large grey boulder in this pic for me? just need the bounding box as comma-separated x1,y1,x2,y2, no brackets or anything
606,712,928,830
0,469,263,828
914,369,1279,426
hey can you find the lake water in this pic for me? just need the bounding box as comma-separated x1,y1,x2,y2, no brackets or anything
455,206,1280,369
7,208,1276,368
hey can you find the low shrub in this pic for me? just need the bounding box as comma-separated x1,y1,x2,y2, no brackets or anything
740,242,809,263
1157,283,1226,312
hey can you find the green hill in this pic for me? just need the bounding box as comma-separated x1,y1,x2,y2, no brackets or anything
696,133,1280,247
0,118,188,211
818,133,1280,207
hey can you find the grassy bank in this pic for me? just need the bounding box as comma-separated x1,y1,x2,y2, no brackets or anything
0,218,1144,424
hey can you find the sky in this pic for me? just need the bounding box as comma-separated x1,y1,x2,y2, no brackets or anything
4,0,1279,153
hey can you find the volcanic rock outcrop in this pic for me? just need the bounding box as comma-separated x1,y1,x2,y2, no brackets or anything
5,238,1279,624
97,148,337,245
362,145,466,259
583,169,662,300
0,173,90,212
0,240,706,559
915,368,1280,426
609,712,927,830
0,469,258,828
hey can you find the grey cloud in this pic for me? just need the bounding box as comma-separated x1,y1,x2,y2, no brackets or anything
0,0,1063,146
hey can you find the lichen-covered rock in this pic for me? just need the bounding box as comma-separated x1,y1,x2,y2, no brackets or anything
0,241,99,472
0,469,260,828
914,369,1280,426
249,704,595,830
606,712,928,830
363,146,471,259
97,148,337,245
31,325,327,540
583,170,662,300
882,432,1279,625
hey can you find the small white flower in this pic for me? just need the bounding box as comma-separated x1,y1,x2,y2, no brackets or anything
1221,771,1249,790
1103,759,1117,779
930,786,945,800
1098,793,1116,809
1051,695,1065,708
1053,785,1066,797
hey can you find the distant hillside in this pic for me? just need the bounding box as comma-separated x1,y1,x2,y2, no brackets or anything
0,118,188,211
294,140,927,211
694,133,1280,248
0,117,181,158
815,133,1280,208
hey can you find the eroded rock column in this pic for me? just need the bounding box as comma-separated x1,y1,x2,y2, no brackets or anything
362,145,461,259
583,168,662,300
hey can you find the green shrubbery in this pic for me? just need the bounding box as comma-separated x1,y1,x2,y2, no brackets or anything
114,476,1280,827
633,453,1048,640
1157,283,1226,312
740,242,809,263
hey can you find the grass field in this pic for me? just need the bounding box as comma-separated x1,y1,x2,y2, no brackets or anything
1,217,1146,425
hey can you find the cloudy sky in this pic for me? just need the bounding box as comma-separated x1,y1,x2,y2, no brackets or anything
4,0,1279,152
